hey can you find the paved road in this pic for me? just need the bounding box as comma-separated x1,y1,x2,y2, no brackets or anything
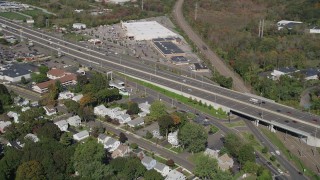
173,0,250,93
1,18,320,139
5,84,41,101
245,120,307,180
98,122,195,171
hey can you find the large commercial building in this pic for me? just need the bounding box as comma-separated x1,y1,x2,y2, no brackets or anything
0,63,36,82
121,21,178,41
152,38,185,58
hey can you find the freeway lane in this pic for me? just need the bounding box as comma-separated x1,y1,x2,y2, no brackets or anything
1,18,320,138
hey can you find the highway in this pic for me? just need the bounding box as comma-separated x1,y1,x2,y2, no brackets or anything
1,18,320,140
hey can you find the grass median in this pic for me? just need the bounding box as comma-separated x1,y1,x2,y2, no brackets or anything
120,74,228,119
0,12,27,21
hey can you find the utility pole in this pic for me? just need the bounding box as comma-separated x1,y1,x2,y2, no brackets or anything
141,0,144,11
258,20,261,38
194,2,198,21
261,19,264,38
45,18,49,28
19,29,23,42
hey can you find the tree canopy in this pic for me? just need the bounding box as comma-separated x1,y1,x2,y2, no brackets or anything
178,122,208,153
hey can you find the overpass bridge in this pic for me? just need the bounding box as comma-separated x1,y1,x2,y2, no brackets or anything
1,17,319,147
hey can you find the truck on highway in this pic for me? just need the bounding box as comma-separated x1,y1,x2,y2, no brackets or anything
249,98,260,104
1,24,7,28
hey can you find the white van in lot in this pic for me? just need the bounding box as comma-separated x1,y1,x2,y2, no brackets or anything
249,98,260,104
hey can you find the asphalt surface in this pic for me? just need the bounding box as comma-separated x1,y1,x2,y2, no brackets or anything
245,121,307,180
1,18,320,139
173,0,250,93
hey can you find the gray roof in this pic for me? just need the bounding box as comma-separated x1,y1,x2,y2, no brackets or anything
128,117,144,126
171,56,188,63
105,137,117,146
154,162,167,171
0,63,36,78
277,67,297,74
141,156,155,164
301,68,320,77
194,63,208,70
75,130,89,138
153,41,184,55
98,134,108,140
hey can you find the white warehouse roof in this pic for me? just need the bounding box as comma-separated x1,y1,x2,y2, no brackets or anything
122,21,178,41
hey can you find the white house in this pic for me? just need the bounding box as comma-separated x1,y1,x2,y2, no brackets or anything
24,133,39,142
7,111,19,123
168,131,179,147
165,170,186,180
72,23,86,30
111,144,131,159
117,114,131,124
94,104,109,117
58,91,74,100
67,115,81,127
72,94,83,102
310,27,320,34
0,121,12,133
97,134,120,152
127,117,144,128
110,108,126,119
21,106,30,112
277,20,302,30
141,156,157,170
54,120,69,132
43,106,57,116
154,162,170,177
139,101,150,114
271,67,299,80
103,137,120,152
73,130,89,141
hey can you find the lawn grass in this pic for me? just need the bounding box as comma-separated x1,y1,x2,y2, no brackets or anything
224,120,245,128
170,146,184,153
119,74,228,119
208,125,219,134
0,12,27,21
21,9,47,18
260,128,320,180
63,33,89,42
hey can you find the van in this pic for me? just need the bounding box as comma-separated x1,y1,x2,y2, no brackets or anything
249,98,259,104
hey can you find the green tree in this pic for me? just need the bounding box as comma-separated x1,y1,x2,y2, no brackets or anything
158,114,174,137
0,100,3,114
38,65,49,74
178,123,208,153
60,132,73,146
21,76,28,84
127,101,140,115
119,132,128,143
78,106,94,122
194,154,218,179
0,147,22,179
145,131,153,139
90,72,108,92
243,161,259,174
36,122,62,140
0,84,12,105
262,146,268,154
64,99,80,114
149,100,167,121
166,159,175,167
212,170,233,180
16,160,46,180
144,169,164,180
31,73,48,83
270,155,276,161
224,133,242,157
130,143,138,149
257,169,272,180
238,144,255,165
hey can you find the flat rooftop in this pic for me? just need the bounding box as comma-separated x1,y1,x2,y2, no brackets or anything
122,21,178,41
153,41,184,55
171,56,189,64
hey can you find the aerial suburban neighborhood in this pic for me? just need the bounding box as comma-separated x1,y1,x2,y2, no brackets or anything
0,0,319,180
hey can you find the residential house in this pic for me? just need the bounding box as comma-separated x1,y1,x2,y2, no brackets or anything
72,23,86,30
58,91,74,100
111,144,131,159
109,107,126,119
134,149,146,160
24,133,39,142
73,130,89,141
152,130,163,139
154,162,170,177
218,153,234,171
117,114,131,124
33,74,77,93
109,79,125,90
138,101,150,115
94,104,109,117
277,20,303,30
43,106,57,116
300,68,320,80
72,94,83,102
165,169,186,180
67,115,81,127
21,106,30,112
97,134,120,152
204,148,219,159
168,131,179,147
54,120,68,132
30,101,39,107
0,121,12,133
127,117,144,128
7,111,19,123
141,156,157,170
271,67,299,80
103,137,120,152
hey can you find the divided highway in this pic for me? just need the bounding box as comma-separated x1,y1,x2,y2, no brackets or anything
1,18,320,140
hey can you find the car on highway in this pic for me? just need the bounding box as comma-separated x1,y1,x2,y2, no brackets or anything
277,168,283,174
